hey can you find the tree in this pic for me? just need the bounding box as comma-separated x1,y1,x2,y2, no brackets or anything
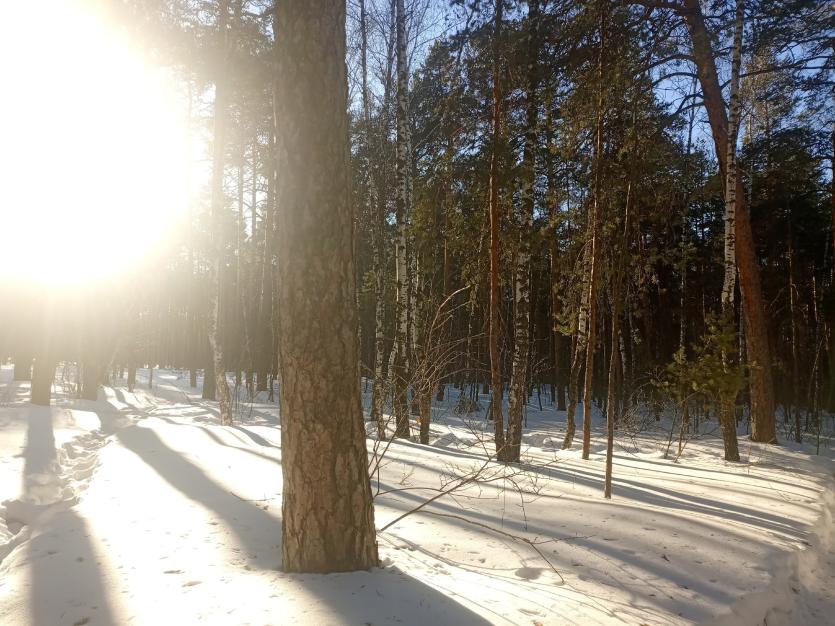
506,0,541,464
207,0,234,426
391,0,413,440
488,0,506,460
680,0,777,443
274,0,379,573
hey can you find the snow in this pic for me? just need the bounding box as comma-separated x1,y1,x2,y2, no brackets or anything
0,365,833,625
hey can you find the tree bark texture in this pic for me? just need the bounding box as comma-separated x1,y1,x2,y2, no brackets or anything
682,0,776,443
274,0,379,574
488,0,506,460
506,0,541,463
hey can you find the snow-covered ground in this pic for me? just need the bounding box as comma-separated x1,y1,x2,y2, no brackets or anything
0,364,833,625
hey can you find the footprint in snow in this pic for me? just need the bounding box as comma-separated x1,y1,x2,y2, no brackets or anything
519,608,542,616
515,567,542,580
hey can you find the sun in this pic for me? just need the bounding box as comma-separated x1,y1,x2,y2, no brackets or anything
0,1,192,287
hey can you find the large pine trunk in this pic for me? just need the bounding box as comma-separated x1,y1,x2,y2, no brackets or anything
274,0,378,574
682,0,776,444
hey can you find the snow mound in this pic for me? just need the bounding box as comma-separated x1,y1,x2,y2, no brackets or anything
704,475,835,626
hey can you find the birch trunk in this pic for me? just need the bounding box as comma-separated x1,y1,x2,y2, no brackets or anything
506,0,540,463
391,0,411,439
682,0,776,443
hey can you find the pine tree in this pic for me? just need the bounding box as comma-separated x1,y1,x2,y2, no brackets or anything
274,0,379,573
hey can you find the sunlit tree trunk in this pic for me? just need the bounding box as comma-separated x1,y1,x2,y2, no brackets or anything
682,0,776,444
31,356,55,406
207,0,233,425
506,0,541,463
274,0,379,573
362,0,388,440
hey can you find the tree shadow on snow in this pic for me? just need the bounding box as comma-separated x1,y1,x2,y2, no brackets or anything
29,509,119,626
98,416,492,624
23,406,58,482
113,423,282,570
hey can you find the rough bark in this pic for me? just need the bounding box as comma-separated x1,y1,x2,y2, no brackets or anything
719,398,741,462
274,0,379,574
682,0,776,443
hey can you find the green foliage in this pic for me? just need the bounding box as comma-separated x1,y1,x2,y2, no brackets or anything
660,313,745,409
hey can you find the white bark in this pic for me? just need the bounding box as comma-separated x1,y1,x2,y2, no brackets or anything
722,0,744,310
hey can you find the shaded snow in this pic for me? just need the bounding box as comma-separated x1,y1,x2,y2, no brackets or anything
0,365,833,625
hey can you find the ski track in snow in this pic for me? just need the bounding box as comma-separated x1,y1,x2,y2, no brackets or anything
0,364,833,626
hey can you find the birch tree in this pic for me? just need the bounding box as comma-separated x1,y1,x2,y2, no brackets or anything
506,0,541,463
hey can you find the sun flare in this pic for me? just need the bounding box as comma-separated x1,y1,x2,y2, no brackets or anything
0,1,191,287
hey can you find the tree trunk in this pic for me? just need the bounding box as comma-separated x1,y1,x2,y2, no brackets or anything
362,0,388,440
391,0,411,440
581,6,606,461
719,397,741,462
488,0,506,460
207,0,233,426
202,358,216,401
563,265,589,450
506,0,540,464
31,357,55,406
81,362,100,401
13,355,32,381
682,0,776,443
274,0,378,574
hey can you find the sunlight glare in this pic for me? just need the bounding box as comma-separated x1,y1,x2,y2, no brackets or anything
0,1,190,287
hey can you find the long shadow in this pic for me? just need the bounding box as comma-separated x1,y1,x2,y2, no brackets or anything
232,425,279,449
23,407,57,480
525,463,804,538
110,419,491,624
29,509,119,626
621,454,824,493
284,566,493,625
377,490,742,622
149,417,281,465
113,422,281,569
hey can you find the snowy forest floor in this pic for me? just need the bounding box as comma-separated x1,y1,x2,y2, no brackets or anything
1,365,834,626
